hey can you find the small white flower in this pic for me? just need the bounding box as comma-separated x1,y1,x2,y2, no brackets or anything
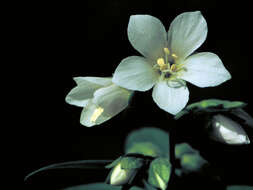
66,77,133,127
112,11,231,115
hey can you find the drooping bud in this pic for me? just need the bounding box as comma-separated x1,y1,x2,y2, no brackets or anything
210,114,250,145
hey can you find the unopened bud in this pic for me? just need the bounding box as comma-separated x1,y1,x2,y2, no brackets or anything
110,163,136,186
210,114,250,145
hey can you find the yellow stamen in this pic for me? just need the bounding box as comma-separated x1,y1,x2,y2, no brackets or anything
170,64,177,72
157,58,167,70
171,53,178,59
90,107,104,123
157,58,165,66
163,48,170,55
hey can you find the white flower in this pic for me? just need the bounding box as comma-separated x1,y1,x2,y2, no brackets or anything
65,77,133,127
112,11,231,115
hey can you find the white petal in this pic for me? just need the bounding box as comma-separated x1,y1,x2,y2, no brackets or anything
73,77,112,86
211,114,250,144
80,85,132,127
128,15,167,60
93,84,132,117
168,11,207,59
180,52,231,87
152,81,189,115
80,100,109,127
65,81,102,107
112,56,159,91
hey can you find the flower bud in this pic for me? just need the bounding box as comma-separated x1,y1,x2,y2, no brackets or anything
210,114,250,144
110,163,136,186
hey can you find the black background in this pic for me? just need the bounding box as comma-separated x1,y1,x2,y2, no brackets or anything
20,0,253,189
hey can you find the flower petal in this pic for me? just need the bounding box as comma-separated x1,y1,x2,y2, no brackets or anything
168,11,207,59
80,100,109,127
180,52,231,87
80,85,132,127
128,15,167,60
65,81,102,107
66,77,113,107
112,56,159,91
93,84,132,116
74,77,112,86
152,81,189,115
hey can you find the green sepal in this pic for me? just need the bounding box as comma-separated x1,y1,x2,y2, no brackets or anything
125,128,170,158
148,158,171,190
63,183,122,190
175,99,246,119
105,157,123,169
120,157,144,170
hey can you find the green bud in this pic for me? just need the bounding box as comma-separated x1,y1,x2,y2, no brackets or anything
110,163,136,186
148,158,171,190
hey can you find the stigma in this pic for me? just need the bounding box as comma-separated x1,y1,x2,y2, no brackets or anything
90,107,104,123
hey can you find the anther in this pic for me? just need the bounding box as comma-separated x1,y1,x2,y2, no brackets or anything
157,58,165,66
157,58,167,70
171,53,178,59
164,48,170,55
170,64,177,72
90,107,104,123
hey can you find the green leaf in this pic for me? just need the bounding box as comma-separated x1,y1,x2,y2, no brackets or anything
120,157,143,169
129,186,144,190
125,128,170,157
180,153,207,172
175,143,207,173
24,160,112,181
126,142,162,157
175,99,246,119
175,143,197,159
105,157,122,169
63,183,122,190
148,158,171,190
227,185,253,190
190,99,246,109
143,180,158,190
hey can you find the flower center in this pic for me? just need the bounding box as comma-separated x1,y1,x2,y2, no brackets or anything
154,48,187,88
155,48,181,77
